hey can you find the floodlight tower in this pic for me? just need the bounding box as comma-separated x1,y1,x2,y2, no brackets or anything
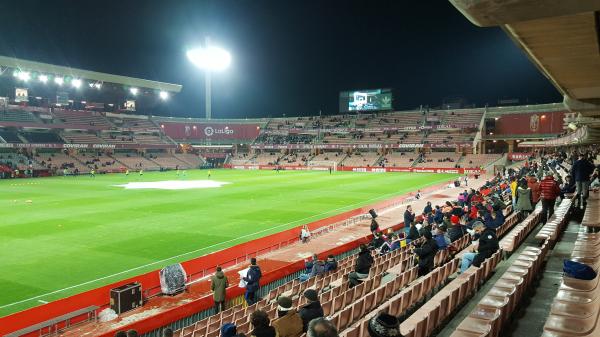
186,37,231,120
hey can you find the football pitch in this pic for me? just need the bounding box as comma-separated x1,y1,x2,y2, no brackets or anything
0,169,457,316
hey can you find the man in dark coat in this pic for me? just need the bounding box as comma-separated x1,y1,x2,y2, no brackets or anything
299,289,324,332
571,153,595,209
412,231,439,276
243,257,262,305
460,222,499,273
404,205,415,228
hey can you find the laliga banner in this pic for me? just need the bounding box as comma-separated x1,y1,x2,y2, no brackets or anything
161,122,261,141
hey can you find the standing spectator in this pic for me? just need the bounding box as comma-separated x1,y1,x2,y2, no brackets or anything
299,289,324,332
249,310,276,337
515,180,533,216
370,218,380,235
540,171,561,224
211,266,228,313
307,318,338,337
572,153,595,209
324,255,338,272
527,175,541,204
412,231,439,276
348,244,374,288
368,313,402,337
273,296,303,337
243,258,262,305
510,177,518,210
460,222,499,273
404,205,415,228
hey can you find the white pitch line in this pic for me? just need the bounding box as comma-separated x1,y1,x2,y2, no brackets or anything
0,175,453,310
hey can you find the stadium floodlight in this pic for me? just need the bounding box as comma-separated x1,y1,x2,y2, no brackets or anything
186,46,231,71
71,79,82,88
54,77,64,86
38,74,49,83
159,91,169,100
94,83,102,89
187,38,231,120
130,87,139,95
17,71,31,82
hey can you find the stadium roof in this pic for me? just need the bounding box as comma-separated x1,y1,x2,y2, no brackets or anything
0,55,182,93
450,0,600,116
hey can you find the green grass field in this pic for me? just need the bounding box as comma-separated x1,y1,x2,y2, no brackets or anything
0,169,456,316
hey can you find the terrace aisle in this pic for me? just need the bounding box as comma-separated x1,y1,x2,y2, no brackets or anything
60,175,488,337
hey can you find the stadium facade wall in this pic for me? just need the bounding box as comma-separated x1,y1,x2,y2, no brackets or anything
494,111,564,135
0,179,451,337
160,122,261,141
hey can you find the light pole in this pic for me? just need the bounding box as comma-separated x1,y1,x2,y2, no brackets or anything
187,37,231,120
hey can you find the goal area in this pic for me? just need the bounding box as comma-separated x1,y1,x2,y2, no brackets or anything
308,160,338,171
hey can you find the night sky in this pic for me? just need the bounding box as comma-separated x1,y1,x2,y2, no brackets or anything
0,0,562,118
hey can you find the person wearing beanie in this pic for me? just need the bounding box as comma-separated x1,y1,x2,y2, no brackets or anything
162,328,173,337
243,257,262,305
115,332,127,337
273,296,303,337
299,289,324,332
126,330,138,337
221,323,237,337
460,222,499,273
368,313,402,337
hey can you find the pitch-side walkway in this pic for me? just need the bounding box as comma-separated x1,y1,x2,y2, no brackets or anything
60,176,488,336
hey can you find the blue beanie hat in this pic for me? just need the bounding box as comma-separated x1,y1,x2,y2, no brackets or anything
221,323,237,337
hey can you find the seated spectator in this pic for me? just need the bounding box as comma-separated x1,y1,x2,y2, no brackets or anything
250,310,276,337
433,224,450,250
300,225,311,243
389,234,402,251
560,175,576,198
115,332,127,337
304,254,318,272
300,289,324,332
127,331,138,337
221,323,237,337
324,255,338,272
273,296,303,337
448,215,467,242
423,201,432,215
299,260,325,282
460,222,499,273
412,230,439,276
307,317,338,337
369,232,386,250
368,313,402,337
348,244,373,287
162,328,173,337
406,221,420,243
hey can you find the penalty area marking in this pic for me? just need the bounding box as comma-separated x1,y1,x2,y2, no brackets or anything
0,174,455,310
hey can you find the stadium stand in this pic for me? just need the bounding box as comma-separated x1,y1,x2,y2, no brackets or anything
51,109,112,128
20,131,63,143
112,153,161,170
61,132,105,144
460,154,503,169
147,152,190,169
250,152,281,165
414,152,461,168
379,151,417,167
0,130,22,143
341,152,381,167
173,153,205,168
0,108,37,122
309,152,347,165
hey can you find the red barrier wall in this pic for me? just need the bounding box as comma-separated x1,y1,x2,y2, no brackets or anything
224,164,484,175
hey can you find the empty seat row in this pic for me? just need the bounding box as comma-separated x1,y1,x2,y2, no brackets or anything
451,245,547,337
543,194,600,337
401,250,503,337
535,197,575,244
499,209,543,253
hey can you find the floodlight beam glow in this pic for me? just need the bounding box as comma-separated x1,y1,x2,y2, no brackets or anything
159,91,169,100
130,87,139,95
71,79,82,88
54,77,64,86
186,46,231,71
38,75,48,83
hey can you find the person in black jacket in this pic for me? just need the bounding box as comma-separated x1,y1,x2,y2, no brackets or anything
406,221,420,243
572,153,595,209
348,244,373,287
370,218,380,235
404,205,415,228
299,289,324,332
460,222,499,273
423,201,433,216
412,230,439,276
243,258,262,305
